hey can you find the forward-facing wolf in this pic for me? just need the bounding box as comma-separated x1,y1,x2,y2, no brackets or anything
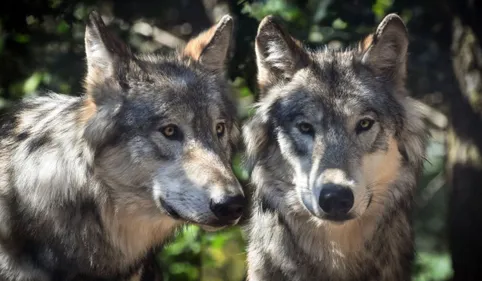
243,13,428,281
0,11,245,281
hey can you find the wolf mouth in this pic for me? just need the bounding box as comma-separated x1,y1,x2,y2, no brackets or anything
323,213,355,223
158,197,232,227
158,197,181,220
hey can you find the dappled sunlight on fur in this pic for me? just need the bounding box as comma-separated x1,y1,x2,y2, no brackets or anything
0,11,242,281
245,13,427,281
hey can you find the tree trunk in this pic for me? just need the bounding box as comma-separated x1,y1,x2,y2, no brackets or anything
447,1,482,279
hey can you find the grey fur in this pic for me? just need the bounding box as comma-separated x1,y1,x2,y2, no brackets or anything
244,14,428,281
0,11,243,281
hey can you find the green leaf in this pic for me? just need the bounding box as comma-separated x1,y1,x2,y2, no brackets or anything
241,0,302,23
413,252,453,281
23,72,43,95
372,0,394,21
56,20,70,34
14,34,30,44
232,153,249,181
332,18,348,30
26,15,38,26
49,0,62,9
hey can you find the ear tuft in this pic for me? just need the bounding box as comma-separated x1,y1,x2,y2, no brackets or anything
358,34,374,53
183,15,234,72
359,13,409,82
255,15,310,94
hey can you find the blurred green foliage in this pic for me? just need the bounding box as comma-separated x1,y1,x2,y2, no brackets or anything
0,0,456,280
157,225,247,281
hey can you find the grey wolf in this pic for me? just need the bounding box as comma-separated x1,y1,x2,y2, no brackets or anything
243,13,427,281
0,11,245,281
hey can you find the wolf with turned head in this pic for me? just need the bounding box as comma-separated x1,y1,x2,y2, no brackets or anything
243,13,427,281
0,11,245,281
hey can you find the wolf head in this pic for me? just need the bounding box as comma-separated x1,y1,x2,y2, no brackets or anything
244,14,421,223
81,12,244,228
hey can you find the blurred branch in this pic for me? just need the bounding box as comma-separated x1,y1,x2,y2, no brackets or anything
132,21,185,49
416,171,446,209
410,97,448,129
152,26,185,48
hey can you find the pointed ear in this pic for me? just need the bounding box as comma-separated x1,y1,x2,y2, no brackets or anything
255,15,310,94
359,13,409,82
84,11,131,91
183,15,234,72
82,11,127,147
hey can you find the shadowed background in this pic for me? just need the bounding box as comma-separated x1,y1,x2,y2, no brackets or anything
0,0,481,280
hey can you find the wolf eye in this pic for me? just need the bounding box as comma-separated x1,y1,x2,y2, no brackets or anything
297,122,314,134
161,125,179,139
356,118,374,133
216,123,225,137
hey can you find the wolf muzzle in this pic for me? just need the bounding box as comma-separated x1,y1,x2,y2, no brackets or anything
318,183,354,220
210,194,246,224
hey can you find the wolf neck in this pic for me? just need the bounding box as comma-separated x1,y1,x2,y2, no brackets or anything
100,197,180,265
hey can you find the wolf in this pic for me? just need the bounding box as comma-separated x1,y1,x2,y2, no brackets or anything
0,11,245,281
243,13,428,281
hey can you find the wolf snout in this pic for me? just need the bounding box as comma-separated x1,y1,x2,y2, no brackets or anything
209,195,246,224
318,184,354,219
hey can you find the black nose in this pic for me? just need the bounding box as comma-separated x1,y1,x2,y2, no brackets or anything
318,184,354,216
210,195,246,223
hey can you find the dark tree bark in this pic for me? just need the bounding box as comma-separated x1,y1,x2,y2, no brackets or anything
446,1,482,280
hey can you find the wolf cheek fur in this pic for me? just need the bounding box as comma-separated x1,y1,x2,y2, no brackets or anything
244,14,428,281
0,11,245,281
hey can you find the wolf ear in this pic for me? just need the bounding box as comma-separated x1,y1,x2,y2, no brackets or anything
84,11,131,90
83,11,128,148
183,15,234,72
359,13,409,82
255,15,310,94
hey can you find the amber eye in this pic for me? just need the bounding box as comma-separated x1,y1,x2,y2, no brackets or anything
297,122,314,134
161,125,179,139
356,118,374,133
216,123,225,137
